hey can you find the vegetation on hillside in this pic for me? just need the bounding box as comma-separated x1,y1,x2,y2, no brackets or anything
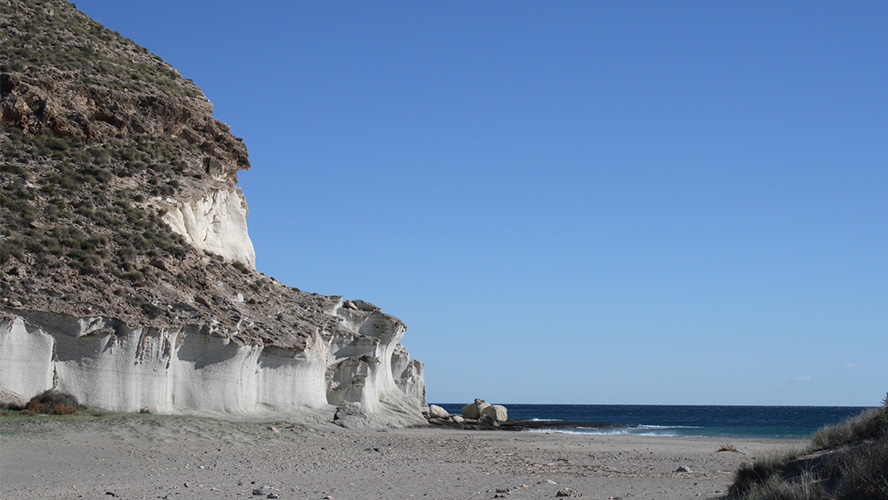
1,0,200,97
1,0,342,346
723,394,888,500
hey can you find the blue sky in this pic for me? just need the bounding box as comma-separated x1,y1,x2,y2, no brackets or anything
73,1,886,406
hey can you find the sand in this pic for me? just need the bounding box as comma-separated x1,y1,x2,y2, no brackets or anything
0,413,802,500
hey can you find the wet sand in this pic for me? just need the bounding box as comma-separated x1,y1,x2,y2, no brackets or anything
0,413,802,499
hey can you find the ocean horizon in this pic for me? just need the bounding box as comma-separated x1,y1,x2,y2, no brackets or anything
434,403,875,439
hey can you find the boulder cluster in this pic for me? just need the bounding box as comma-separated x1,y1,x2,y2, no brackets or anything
425,398,508,427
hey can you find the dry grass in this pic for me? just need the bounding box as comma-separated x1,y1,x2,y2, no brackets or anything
723,394,888,500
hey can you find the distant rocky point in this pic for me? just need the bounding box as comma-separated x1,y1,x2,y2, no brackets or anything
0,0,425,426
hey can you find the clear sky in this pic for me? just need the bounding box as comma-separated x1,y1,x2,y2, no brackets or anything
72,1,886,406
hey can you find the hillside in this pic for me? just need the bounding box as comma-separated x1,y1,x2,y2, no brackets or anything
723,399,888,499
0,0,426,426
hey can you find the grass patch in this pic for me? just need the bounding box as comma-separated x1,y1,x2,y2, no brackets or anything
723,394,888,500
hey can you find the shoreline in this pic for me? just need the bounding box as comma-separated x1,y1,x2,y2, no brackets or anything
1,413,803,500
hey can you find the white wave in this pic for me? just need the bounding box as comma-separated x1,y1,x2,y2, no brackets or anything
636,424,701,429
528,428,682,437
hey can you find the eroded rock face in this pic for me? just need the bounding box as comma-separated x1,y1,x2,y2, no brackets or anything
161,186,256,268
0,0,426,426
0,302,426,426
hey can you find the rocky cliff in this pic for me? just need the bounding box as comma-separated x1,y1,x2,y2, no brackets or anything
0,0,426,426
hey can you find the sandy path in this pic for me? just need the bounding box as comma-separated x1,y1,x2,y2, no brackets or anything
0,413,801,500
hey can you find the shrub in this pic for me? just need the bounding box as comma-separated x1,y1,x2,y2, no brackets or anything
23,390,84,415
53,402,78,415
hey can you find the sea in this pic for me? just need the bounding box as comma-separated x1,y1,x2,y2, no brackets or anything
434,404,875,439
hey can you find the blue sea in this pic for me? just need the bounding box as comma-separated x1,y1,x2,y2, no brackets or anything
435,404,874,439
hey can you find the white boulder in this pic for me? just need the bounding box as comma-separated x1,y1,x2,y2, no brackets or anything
428,404,450,419
462,398,485,419
482,404,508,423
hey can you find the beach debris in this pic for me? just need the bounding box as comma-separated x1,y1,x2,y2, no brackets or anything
717,443,740,452
105,493,118,498
556,488,583,497
675,466,692,473
267,425,280,434
538,479,557,485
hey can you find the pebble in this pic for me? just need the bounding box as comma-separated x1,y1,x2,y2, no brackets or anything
556,488,583,498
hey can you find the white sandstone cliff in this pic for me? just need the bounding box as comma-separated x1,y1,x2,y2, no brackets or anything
0,302,426,426
161,186,256,269
0,0,428,427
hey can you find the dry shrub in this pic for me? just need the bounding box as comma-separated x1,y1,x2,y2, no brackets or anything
24,389,84,415
24,398,45,414
53,402,78,415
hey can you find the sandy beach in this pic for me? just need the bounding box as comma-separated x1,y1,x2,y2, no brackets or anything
1,413,802,500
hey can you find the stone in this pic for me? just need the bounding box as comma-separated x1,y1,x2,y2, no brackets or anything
482,404,508,423
462,398,488,419
428,404,449,419
332,401,372,429
476,401,492,417
461,400,481,419
675,466,692,473
450,414,465,424
556,488,583,497
252,485,271,496
267,426,279,434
